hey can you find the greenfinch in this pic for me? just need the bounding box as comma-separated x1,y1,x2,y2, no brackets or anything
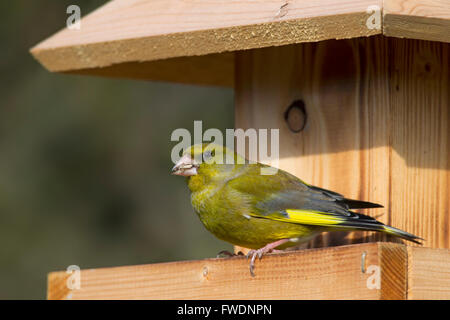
172,143,422,276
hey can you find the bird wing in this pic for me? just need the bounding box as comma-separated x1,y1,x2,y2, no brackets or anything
225,164,383,227
229,176,382,229
227,164,353,217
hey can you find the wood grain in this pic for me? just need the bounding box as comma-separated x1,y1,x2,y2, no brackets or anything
384,0,450,43
47,242,405,300
30,0,381,77
235,36,449,249
379,242,408,299
407,246,450,299
388,38,449,249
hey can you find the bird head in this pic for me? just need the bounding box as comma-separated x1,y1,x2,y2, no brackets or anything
171,143,245,178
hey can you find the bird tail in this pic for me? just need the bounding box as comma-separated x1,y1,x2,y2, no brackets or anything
380,225,423,244
323,212,423,244
276,209,423,244
343,199,383,209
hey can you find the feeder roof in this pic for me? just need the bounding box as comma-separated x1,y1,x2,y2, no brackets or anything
30,0,449,87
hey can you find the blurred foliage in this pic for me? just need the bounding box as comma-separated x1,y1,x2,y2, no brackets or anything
0,1,233,299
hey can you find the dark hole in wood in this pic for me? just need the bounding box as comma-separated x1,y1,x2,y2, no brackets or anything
284,100,307,133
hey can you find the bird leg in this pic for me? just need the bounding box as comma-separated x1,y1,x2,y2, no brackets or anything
246,239,290,277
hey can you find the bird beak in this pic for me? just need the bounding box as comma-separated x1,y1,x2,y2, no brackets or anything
171,154,198,176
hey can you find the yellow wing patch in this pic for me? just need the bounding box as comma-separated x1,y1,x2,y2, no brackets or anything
251,209,345,226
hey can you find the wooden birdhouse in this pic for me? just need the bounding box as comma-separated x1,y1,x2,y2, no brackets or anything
31,0,450,300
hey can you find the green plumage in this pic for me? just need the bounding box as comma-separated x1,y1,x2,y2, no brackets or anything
176,144,422,250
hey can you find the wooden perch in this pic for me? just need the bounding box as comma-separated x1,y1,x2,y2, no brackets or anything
47,242,450,300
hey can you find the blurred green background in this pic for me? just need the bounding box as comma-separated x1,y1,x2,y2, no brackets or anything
0,0,233,299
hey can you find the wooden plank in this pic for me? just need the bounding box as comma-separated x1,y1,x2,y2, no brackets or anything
388,38,449,249
379,242,408,299
31,0,381,79
384,0,450,43
47,242,406,300
235,36,449,249
407,247,450,299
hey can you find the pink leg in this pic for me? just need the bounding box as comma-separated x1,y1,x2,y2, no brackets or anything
246,239,290,277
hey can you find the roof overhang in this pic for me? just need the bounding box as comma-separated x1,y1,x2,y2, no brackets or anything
30,0,450,87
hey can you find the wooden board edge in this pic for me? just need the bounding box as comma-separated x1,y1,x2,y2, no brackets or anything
47,242,389,300
47,271,71,300
378,242,407,300
383,0,450,43
30,11,380,74
383,14,450,43
407,246,415,299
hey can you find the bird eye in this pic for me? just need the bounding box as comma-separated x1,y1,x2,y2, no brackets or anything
203,149,215,163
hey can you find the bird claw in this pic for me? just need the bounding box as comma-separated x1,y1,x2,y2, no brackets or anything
249,263,255,277
245,239,290,277
217,250,244,258
246,248,270,277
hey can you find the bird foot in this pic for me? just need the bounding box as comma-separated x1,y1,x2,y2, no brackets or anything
216,250,244,258
246,239,289,277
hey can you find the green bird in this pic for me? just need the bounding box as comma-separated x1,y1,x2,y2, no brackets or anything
172,143,422,276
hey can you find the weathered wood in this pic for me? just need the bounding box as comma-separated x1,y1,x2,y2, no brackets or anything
407,246,450,299
47,242,406,300
235,36,449,249
30,0,382,84
384,0,450,43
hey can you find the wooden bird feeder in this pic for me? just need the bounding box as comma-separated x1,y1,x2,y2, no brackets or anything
31,0,450,300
